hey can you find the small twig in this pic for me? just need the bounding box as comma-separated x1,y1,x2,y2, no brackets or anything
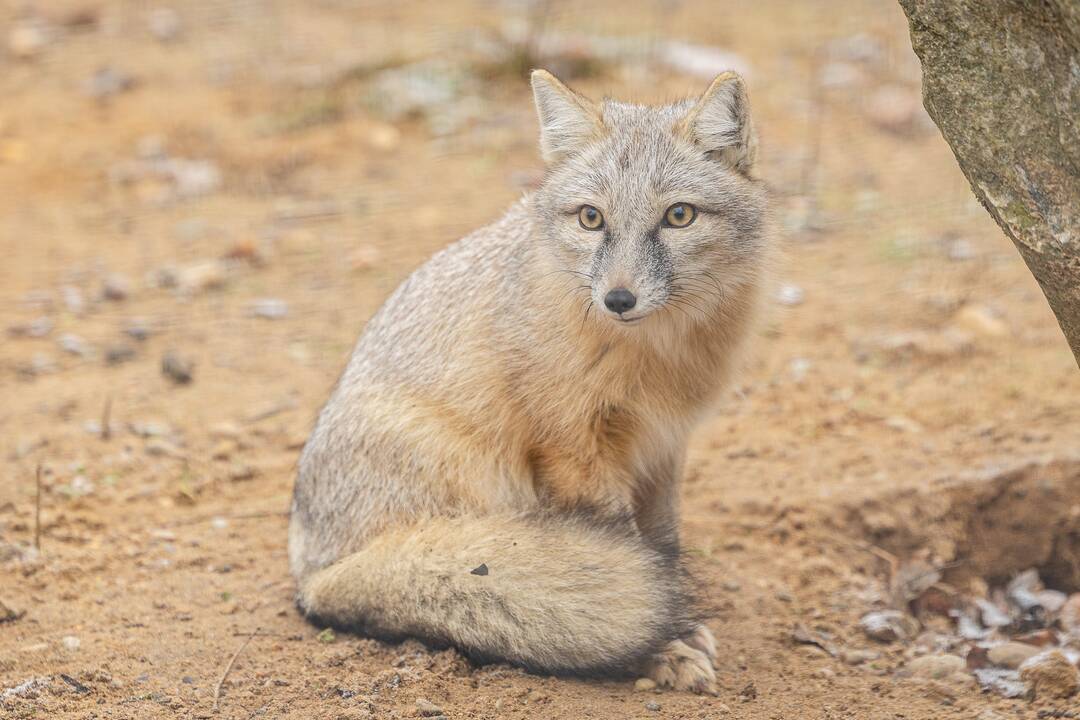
34,464,42,552
101,396,112,441
166,509,289,528
213,627,260,712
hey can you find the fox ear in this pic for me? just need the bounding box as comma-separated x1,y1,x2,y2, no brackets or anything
530,69,603,164
678,72,757,175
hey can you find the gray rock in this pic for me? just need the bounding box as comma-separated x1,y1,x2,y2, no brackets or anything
859,610,917,643
899,0,1080,365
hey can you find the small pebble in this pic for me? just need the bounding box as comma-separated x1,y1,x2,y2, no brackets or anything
105,343,137,366
162,351,194,384
987,641,1040,670
250,298,288,320
58,333,90,357
148,7,182,42
8,20,48,60
644,700,661,712
903,654,964,680
776,283,805,306
61,635,80,651
415,698,443,716
102,273,131,302
634,678,657,691
145,438,183,458
859,610,916,643
124,318,151,341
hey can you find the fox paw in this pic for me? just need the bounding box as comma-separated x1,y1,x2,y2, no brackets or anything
640,639,717,694
680,624,718,669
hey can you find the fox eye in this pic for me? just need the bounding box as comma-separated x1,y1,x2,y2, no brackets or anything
578,205,604,230
663,203,696,228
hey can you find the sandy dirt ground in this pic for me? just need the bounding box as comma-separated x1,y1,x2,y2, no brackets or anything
2,1,1080,718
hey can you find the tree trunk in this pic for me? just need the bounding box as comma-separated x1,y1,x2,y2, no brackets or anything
898,0,1080,367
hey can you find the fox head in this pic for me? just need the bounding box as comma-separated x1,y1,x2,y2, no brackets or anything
530,70,769,333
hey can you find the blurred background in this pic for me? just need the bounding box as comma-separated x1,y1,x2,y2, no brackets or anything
2,1,1079,718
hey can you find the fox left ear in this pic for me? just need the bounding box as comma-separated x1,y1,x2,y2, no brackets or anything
530,69,603,164
677,72,757,176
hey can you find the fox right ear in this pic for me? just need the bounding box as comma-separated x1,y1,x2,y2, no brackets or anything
530,70,603,164
677,72,758,176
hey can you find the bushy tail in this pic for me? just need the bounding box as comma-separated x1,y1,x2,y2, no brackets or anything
297,513,697,676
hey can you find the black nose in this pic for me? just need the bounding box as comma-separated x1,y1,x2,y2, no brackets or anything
604,288,637,314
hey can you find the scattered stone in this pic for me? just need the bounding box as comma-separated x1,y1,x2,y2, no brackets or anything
174,260,228,294
1036,589,1067,615
249,298,288,320
316,628,336,643
1061,593,1080,632
8,20,48,60
644,699,661,712
124,318,152,342
7,316,53,338
859,610,917,643
130,420,172,437
228,464,256,482
902,654,965,680
61,635,81,651
105,343,137,366
1019,650,1080,699
147,7,182,42
660,41,751,80
61,285,86,314
944,236,976,261
58,333,91,357
210,422,242,440
1,676,51,700
349,244,381,272
102,274,131,302
86,67,136,101
865,85,929,135
953,304,1008,338
145,438,183,458
415,698,443,717
170,159,222,198
776,284,805,307
367,123,401,151
634,677,657,691
211,440,235,460
162,351,194,385
988,641,1040,669
855,329,973,364
819,61,862,89
842,648,880,665
0,598,25,623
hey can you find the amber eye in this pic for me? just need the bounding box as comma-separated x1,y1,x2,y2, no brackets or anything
578,205,604,230
664,203,696,228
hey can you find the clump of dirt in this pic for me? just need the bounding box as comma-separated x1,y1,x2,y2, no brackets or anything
842,457,1080,592
832,458,1080,701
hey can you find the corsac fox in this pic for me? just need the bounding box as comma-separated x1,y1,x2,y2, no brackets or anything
289,69,771,693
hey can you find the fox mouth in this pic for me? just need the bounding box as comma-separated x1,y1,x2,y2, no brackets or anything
614,315,646,326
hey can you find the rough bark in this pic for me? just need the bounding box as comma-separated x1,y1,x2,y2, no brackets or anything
898,0,1080,366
